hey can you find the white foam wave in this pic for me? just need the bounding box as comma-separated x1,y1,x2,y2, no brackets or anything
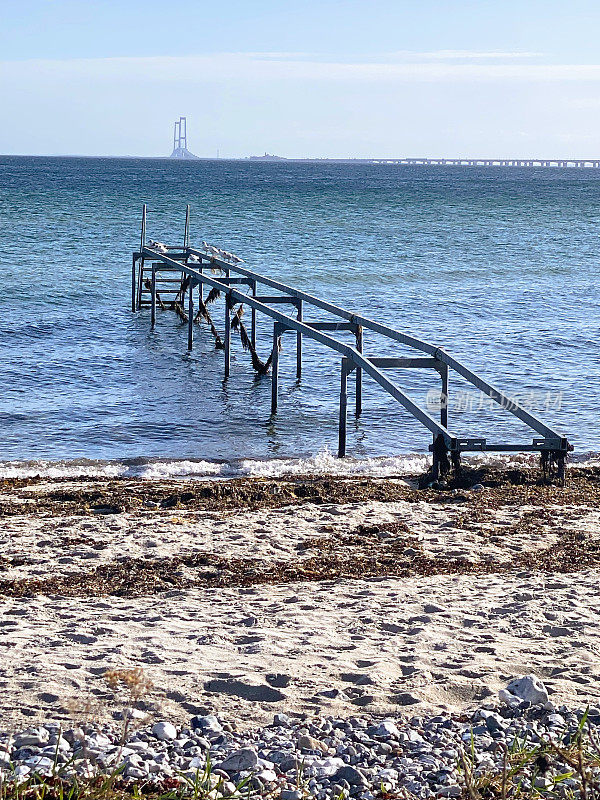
0,449,597,482
136,460,225,480
0,460,128,480
237,449,430,478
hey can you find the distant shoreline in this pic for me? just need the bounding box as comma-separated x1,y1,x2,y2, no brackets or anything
3,153,600,168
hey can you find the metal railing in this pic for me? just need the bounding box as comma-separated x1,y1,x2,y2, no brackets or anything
132,206,570,480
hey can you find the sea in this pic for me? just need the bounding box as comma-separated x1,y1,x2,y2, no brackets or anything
0,156,598,480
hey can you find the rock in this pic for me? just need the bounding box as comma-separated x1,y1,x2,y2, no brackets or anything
335,765,367,786
498,689,520,709
273,713,292,727
15,729,50,749
191,715,223,735
126,766,147,779
152,722,177,741
503,675,549,706
219,748,258,773
280,791,302,800
13,765,31,779
298,734,327,752
257,768,277,782
24,755,54,773
438,786,461,797
368,719,401,739
314,757,345,777
484,714,503,733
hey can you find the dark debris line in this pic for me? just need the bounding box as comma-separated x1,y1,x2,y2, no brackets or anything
1,466,600,518
1,513,600,598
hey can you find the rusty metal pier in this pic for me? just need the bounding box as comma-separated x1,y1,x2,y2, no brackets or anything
131,206,571,481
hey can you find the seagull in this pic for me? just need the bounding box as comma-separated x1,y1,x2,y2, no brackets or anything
148,240,168,253
202,241,210,252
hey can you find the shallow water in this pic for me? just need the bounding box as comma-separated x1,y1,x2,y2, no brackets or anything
0,156,598,476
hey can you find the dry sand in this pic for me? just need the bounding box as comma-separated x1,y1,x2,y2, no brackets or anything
1,471,599,730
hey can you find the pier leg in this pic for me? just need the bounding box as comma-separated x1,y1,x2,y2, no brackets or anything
150,265,156,329
431,434,450,483
251,280,257,350
271,324,282,414
296,299,303,380
440,363,449,429
338,360,349,457
355,325,363,416
131,255,137,312
187,280,194,350
136,257,144,310
224,294,231,378
556,453,566,485
199,266,204,304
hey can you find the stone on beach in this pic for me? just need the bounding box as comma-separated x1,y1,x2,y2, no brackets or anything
219,747,258,773
152,721,177,741
500,674,549,707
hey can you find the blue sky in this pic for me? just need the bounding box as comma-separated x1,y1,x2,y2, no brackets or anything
3,0,600,157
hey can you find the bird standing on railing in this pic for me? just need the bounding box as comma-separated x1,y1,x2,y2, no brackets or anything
147,240,168,253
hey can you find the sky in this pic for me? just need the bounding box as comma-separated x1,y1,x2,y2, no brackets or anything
3,0,600,158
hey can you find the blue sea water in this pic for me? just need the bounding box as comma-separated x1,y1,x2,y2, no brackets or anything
0,156,598,478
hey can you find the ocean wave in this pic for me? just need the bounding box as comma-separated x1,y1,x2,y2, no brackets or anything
0,449,597,481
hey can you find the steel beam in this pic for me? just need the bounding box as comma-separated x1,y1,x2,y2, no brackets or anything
141,246,569,454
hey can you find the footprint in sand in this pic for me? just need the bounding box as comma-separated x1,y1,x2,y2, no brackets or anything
340,672,374,686
203,678,286,702
62,633,98,644
266,673,291,688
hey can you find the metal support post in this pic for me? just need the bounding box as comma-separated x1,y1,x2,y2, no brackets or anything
296,299,303,380
224,293,231,377
440,362,449,429
131,255,137,312
271,323,284,413
338,359,350,457
187,279,194,350
151,265,156,329
251,280,257,349
355,325,363,416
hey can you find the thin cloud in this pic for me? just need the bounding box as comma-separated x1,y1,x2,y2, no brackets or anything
2,53,600,84
387,50,544,61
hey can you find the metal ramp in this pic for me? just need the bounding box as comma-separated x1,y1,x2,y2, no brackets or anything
131,206,571,482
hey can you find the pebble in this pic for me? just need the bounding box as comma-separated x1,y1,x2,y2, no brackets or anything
501,674,549,706
219,747,258,773
0,677,598,799
152,721,177,741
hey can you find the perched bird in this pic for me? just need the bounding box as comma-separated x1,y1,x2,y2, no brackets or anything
148,240,167,253
202,241,210,251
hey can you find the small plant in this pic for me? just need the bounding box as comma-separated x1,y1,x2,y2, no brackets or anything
457,711,600,800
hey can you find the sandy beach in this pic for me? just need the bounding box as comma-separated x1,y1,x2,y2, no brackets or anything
1,467,599,731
